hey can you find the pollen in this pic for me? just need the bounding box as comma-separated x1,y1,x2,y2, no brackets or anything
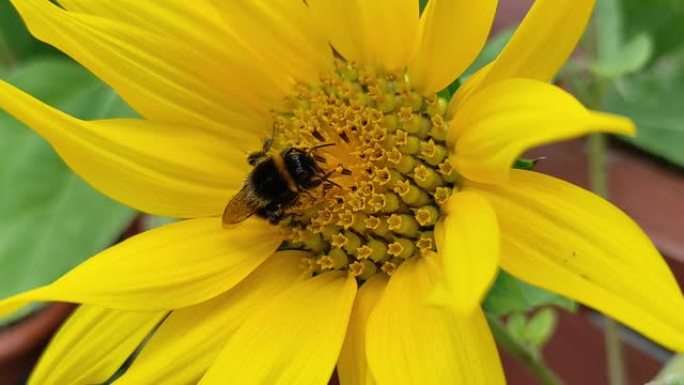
381,261,398,276
330,232,348,248
416,233,434,251
414,205,439,227
349,260,377,280
434,186,453,206
300,257,318,274
269,60,459,282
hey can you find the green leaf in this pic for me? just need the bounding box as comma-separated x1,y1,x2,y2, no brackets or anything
418,0,428,14
603,49,684,167
592,33,654,78
0,0,60,70
592,0,653,78
437,28,514,101
524,308,558,348
622,0,684,60
505,313,527,343
463,27,515,79
437,78,461,100
652,355,684,384
503,309,558,350
0,58,137,324
595,0,624,64
486,314,563,385
484,270,576,316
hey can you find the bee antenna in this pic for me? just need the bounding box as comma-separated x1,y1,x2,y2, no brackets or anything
261,124,278,153
318,169,342,189
261,138,273,153
323,178,343,189
301,190,316,200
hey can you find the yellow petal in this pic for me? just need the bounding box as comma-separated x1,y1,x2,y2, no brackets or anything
408,0,497,94
469,170,684,351
450,0,595,109
337,274,387,385
0,79,248,217
116,251,308,385
59,0,335,85
12,0,279,133
448,79,635,184
308,0,419,72
446,63,491,119
29,306,165,385
200,272,357,385
0,217,282,316
366,257,505,385
430,191,499,313
212,0,333,86
306,0,362,65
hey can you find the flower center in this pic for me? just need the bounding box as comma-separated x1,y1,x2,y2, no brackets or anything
273,60,457,281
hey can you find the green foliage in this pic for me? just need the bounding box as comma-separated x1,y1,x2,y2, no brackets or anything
652,355,684,385
484,271,576,316
0,0,59,70
505,313,527,341
592,33,653,78
487,313,563,385
592,0,653,78
603,49,684,167
418,0,428,14
437,27,514,100
513,158,538,170
503,308,558,350
622,0,684,59
0,58,138,324
463,27,514,79
485,272,568,381
524,308,558,347
436,78,460,100
567,0,684,167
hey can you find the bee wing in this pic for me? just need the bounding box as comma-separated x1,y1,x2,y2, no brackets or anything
222,185,262,226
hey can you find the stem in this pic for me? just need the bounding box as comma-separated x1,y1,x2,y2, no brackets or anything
486,314,563,385
588,132,627,385
604,317,627,385
588,134,609,199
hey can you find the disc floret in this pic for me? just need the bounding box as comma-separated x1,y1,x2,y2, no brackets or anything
275,61,457,281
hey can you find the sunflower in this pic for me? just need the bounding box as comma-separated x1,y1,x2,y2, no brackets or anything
1,0,683,384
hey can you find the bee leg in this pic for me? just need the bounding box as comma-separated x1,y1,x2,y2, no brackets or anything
300,190,316,200
263,206,284,224
267,211,284,224
322,183,333,195
317,170,342,189
256,202,285,224
321,182,341,197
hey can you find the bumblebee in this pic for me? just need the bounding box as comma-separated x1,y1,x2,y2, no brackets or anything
222,139,336,225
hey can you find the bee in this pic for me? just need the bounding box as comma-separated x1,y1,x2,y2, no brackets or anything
222,139,337,225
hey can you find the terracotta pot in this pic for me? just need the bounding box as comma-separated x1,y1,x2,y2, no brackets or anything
0,303,74,385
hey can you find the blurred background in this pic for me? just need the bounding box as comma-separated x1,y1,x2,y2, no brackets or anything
0,0,683,384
